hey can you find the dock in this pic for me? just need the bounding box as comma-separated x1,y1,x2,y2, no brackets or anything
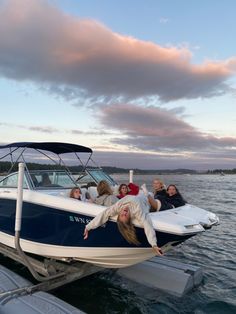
0,264,85,314
0,255,203,313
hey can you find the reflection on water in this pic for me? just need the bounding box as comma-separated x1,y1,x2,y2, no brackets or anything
1,174,236,313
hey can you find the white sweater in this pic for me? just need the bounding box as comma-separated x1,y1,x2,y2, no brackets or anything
86,195,157,247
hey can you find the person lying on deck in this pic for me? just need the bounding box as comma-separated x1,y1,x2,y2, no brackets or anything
83,195,163,256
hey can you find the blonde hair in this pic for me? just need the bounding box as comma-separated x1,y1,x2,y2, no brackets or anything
153,179,165,190
97,180,113,196
70,187,81,198
117,215,140,246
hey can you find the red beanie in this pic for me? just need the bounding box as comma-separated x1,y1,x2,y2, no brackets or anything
128,183,139,195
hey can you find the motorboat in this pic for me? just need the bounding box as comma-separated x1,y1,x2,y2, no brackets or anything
0,142,219,268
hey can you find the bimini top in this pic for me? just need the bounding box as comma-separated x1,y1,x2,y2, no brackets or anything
0,142,92,155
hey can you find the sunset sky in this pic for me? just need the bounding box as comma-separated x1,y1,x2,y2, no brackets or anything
0,0,236,170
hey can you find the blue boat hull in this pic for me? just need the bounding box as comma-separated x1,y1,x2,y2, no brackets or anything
0,198,193,250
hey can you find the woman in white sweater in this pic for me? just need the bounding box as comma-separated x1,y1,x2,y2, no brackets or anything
84,195,163,256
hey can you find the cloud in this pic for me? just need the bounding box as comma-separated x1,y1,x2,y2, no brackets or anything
0,122,59,133
0,121,116,136
0,0,235,104
27,126,58,133
71,129,117,136
159,18,169,24
92,150,236,170
98,104,236,152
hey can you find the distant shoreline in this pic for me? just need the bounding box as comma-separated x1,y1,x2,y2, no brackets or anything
0,161,235,175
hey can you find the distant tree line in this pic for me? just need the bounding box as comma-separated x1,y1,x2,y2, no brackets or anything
0,161,197,175
207,169,236,174
0,161,83,174
1,161,235,175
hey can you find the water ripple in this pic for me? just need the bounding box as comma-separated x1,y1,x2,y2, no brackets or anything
1,174,236,313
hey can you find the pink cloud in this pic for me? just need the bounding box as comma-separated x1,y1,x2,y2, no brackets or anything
92,150,236,170
0,0,235,103
98,104,236,152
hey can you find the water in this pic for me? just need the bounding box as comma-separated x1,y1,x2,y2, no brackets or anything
1,174,236,313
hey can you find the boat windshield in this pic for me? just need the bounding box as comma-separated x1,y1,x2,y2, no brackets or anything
0,172,29,189
29,170,77,189
76,169,117,187
29,169,117,189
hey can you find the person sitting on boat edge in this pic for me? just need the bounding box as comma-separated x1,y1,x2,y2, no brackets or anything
166,184,186,208
117,182,139,199
70,187,92,202
95,180,119,206
141,179,173,212
83,194,163,256
117,183,129,199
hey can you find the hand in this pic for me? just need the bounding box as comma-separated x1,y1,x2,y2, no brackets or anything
152,246,163,256
141,183,149,196
83,227,89,240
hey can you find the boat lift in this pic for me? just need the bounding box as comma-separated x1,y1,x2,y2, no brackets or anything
0,163,102,303
0,165,203,305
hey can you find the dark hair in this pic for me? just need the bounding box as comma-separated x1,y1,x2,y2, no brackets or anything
167,184,186,202
167,184,179,194
118,184,129,194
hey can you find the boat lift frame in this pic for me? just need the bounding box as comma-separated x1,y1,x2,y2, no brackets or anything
0,163,102,302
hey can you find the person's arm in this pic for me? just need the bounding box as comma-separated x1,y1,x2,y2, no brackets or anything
147,195,161,211
135,210,157,246
84,202,120,239
86,206,118,231
141,184,161,211
134,208,163,255
140,213,163,256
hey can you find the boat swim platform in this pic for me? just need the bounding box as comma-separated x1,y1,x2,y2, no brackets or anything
0,264,86,314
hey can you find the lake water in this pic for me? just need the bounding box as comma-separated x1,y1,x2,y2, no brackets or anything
1,174,236,313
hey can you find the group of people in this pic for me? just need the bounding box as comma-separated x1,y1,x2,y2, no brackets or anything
70,178,186,257
116,179,186,211
70,178,186,211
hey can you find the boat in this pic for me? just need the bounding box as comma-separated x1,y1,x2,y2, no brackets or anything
0,142,219,268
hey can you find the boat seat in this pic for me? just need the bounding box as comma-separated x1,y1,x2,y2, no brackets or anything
87,186,98,199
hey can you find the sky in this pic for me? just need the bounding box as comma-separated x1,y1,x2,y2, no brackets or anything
0,0,236,170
